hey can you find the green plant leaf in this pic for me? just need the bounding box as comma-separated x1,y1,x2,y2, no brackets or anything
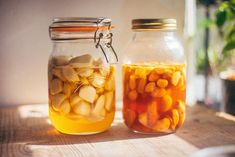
198,19,214,29
222,40,235,55
226,28,235,41
216,9,227,27
230,3,235,14
219,2,229,10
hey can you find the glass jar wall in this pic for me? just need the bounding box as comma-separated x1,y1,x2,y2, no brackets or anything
122,19,186,134
48,17,117,135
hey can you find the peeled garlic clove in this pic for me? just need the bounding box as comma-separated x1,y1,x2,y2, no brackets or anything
135,68,146,78
137,77,146,94
138,112,148,127
176,100,186,128
99,66,110,77
63,83,73,97
51,68,66,81
90,73,105,88
147,101,158,127
124,109,136,126
157,79,168,88
159,95,173,112
70,93,82,106
104,71,115,91
151,88,167,98
52,56,70,66
60,99,71,115
129,75,136,90
76,68,94,77
171,71,181,86
145,82,156,93
51,94,66,111
153,118,171,132
128,90,138,101
92,95,105,117
171,109,180,130
50,78,63,95
69,54,93,68
73,100,91,116
61,66,80,82
79,85,96,103
104,91,114,112
176,100,186,113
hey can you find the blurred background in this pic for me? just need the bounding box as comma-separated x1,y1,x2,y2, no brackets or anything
0,0,234,115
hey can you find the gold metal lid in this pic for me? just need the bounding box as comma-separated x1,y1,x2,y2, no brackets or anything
132,18,177,31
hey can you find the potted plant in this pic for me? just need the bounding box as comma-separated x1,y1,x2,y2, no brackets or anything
215,0,235,115
196,0,235,115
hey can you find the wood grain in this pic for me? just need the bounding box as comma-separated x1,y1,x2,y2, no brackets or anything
0,103,235,157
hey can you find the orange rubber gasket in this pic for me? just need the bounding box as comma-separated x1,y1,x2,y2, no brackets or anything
50,26,114,32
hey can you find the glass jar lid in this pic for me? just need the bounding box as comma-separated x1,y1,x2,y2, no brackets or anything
49,17,113,40
132,18,177,31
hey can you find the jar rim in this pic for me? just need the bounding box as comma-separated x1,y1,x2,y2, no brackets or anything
132,18,177,31
50,17,112,29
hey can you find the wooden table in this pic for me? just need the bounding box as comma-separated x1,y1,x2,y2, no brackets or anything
1,102,235,157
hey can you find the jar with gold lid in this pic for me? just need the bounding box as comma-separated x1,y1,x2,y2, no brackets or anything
122,19,186,134
48,17,118,135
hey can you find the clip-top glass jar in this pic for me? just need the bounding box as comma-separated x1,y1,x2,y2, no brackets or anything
48,17,118,135
122,19,186,134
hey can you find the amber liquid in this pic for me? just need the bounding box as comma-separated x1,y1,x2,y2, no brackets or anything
48,61,116,135
49,109,115,134
122,63,186,134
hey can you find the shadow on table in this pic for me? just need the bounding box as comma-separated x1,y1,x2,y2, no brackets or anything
175,105,235,149
2,104,234,149
0,104,170,146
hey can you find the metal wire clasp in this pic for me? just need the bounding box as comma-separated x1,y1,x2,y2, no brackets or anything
94,19,118,63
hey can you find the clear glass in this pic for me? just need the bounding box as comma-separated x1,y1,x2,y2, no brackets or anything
48,27,116,135
122,30,186,134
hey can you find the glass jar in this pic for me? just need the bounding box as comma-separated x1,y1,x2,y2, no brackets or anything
122,19,186,134
48,17,118,135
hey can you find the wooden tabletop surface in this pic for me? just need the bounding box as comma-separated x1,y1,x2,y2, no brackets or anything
0,102,235,157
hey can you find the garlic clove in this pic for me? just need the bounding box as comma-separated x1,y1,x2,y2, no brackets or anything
76,68,94,77
61,66,80,82
51,68,66,81
92,95,105,117
104,91,114,112
60,99,71,115
73,100,91,116
63,82,74,97
52,55,70,66
51,94,66,111
69,54,93,68
90,73,105,88
50,78,63,95
79,85,96,103
70,93,82,106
